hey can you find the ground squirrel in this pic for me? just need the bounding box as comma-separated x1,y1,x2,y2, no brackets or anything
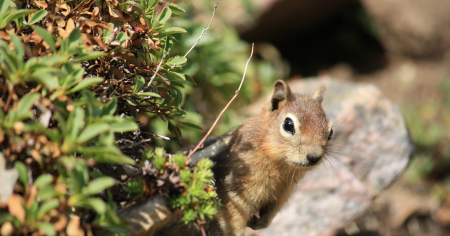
154,80,333,236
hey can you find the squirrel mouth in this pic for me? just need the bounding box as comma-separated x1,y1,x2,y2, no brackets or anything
295,160,320,168
296,162,314,168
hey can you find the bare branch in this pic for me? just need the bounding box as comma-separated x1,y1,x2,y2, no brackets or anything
147,52,169,88
168,3,218,71
119,138,152,150
141,131,171,141
187,43,255,160
184,3,218,58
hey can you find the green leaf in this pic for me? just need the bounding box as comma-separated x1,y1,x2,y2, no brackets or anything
10,35,24,58
166,56,187,66
156,7,171,25
168,121,181,143
70,107,85,138
174,120,202,130
73,52,107,62
173,153,186,168
100,97,117,116
0,213,16,225
180,170,192,183
167,71,186,81
75,145,120,155
168,3,186,13
27,10,47,26
133,75,145,92
37,222,56,236
32,26,56,52
35,55,68,67
184,74,197,85
68,77,104,93
0,0,11,17
92,152,136,165
5,9,36,26
16,93,40,121
37,185,57,201
14,161,28,188
146,0,159,11
77,123,110,143
176,89,183,107
162,36,173,54
163,27,187,34
77,197,106,214
110,120,138,132
137,92,161,98
83,177,116,196
116,32,127,45
37,199,60,219
34,174,53,189
68,28,81,45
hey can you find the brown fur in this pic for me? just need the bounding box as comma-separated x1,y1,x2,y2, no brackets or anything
153,80,332,236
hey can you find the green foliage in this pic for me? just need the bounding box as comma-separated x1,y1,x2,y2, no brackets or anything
0,0,220,234
168,158,220,224
403,78,450,183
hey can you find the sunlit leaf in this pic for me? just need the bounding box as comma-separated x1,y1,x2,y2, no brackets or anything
156,7,171,25
100,97,117,116
133,75,145,92
34,174,53,189
184,74,197,85
174,120,202,130
83,177,116,196
68,77,104,93
14,161,28,188
73,52,107,62
37,222,56,236
110,120,138,132
137,92,161,97
36,199,59,219
32,25,56,52
163,27,187,34
27,10,47,26
77,123,110,143
16,93,40,121
167,56,187,66
168,3,186,13
116,32,127,45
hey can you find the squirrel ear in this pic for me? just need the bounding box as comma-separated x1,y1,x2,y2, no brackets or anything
312,86,326,104
268,80,292,111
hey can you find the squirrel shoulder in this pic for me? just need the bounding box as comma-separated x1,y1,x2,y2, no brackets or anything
155,80,333,236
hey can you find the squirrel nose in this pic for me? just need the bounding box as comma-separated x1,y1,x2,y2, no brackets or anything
307,154,321,164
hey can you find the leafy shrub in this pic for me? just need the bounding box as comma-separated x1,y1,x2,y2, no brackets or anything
0,0,222,234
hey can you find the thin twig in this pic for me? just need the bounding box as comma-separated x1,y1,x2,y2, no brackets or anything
185,3,217,58
168,3,218,71
187,43,254,159
141,131,171,141
147,52,169,88
119,138,152,150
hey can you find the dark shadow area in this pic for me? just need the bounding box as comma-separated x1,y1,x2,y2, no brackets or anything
336,231,382,236
241,1,387,77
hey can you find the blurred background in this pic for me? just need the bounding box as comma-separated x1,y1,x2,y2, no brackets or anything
143,0,450,235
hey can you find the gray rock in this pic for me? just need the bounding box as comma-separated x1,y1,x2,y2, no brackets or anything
0,152,18,205
247,77,414,236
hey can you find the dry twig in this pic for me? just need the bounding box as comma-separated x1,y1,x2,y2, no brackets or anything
168,3,218,71
119,138,152,150
141,131,171,141
187,43,255,159
147,52,169,88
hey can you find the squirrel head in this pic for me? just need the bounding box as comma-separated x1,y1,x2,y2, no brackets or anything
259,80,333,169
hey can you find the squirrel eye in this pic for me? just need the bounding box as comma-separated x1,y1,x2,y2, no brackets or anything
328,128,333,141
283,118,295,135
